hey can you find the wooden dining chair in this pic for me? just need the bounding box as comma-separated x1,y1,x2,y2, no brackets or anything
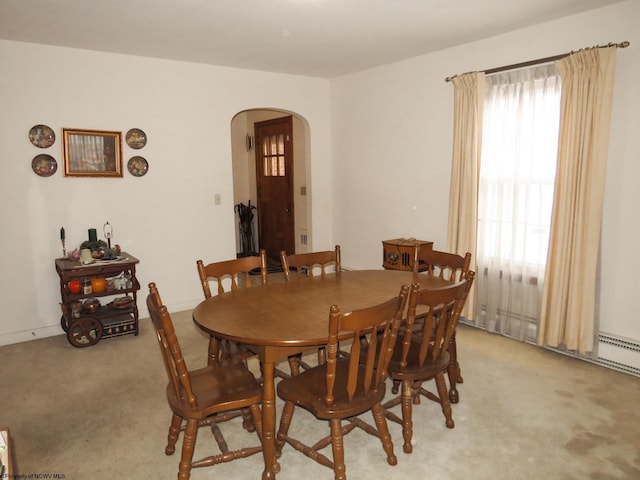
197,250,267,365
411,247,472,403
275,284,410,480
279,245,342,372
147,282,263,480
280,245,341,281
413,248,471,281
382,273,475,454
197,250,292,379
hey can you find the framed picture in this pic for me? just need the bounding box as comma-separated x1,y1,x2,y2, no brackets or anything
62,128,123,177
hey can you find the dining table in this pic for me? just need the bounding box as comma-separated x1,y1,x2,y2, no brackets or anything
192,268,446,480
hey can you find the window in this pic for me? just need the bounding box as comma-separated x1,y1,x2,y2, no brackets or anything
262,134,286,177
476,64,561,341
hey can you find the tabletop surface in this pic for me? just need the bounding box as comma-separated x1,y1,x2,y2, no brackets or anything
192,269,443,348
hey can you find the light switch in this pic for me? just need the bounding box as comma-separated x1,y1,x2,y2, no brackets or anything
214,194,221,205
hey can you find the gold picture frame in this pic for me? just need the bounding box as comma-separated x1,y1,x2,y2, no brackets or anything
62,128,123,177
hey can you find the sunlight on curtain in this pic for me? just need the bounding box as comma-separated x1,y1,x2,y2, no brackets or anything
475,64,561,343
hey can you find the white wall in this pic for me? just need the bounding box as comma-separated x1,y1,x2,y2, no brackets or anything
2,1,638,349
331,0,640,342
0,41,331,345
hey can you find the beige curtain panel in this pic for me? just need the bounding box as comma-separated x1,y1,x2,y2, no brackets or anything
538,47,618,355
448,72,485,320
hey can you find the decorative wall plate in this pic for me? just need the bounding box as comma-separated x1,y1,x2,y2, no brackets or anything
125,128,147,149
32,154,57,177
29,124,55,148
127,156,148,177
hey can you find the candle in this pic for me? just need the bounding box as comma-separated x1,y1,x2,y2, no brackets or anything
88,228,97,242
60,227,65,240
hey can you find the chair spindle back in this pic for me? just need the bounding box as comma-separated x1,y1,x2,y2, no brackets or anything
147,282,197,409
197,249,267,298
280,245,341,281
413,248,472,283
325,284,409,405
400,273,475,370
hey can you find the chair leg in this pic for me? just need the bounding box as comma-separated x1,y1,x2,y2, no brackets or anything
329,419,347,480
391,379,401,394
435,372,454,428
371,403,397,466
178,419,198,480
275,401,295,457
287,355,302,376
166,414,182,455
210,421,229,454
249,403,263,442
400,380,414,454
317,346,327,365
240,407,256,432
207,337,221,365
447,334,462,403
412,381,423,405
447,361,460,404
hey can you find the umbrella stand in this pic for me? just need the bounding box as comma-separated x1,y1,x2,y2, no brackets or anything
235,201,257,257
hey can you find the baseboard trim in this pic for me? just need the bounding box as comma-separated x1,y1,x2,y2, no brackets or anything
0,325,62,347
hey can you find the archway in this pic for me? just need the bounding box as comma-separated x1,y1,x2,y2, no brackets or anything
230,109,311,258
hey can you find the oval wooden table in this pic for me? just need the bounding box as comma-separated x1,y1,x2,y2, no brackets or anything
192,269,444,480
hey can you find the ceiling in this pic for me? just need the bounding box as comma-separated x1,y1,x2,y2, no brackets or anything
0,0,624,78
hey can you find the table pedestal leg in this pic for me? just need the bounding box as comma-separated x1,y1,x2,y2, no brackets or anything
261,360,280,480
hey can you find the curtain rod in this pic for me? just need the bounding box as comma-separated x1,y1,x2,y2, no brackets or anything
445,41,630,82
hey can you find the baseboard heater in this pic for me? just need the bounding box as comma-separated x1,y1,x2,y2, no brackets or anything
461,318,640,378
594,333,640,377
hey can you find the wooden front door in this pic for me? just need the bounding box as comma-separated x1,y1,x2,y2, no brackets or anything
255,116,295,261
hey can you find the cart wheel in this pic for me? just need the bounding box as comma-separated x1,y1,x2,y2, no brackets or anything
67,316,103,348
60,315,70,332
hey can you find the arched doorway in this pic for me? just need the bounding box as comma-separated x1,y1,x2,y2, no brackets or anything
230,109,311,260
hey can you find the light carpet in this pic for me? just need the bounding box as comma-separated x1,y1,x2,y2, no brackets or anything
1,311,639,480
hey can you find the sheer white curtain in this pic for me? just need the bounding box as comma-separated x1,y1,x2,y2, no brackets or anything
475,64,561,342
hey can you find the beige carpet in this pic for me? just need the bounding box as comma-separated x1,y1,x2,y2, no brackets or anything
2,311,639,480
